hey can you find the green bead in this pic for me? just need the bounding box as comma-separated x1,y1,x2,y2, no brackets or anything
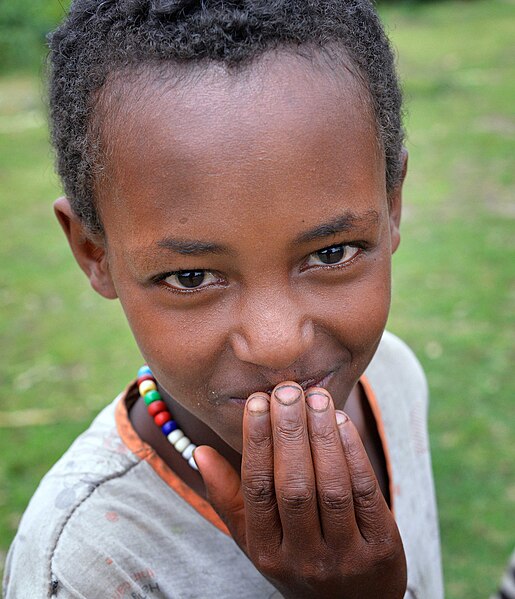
144,390,161,405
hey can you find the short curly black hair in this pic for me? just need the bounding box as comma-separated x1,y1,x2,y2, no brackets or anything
48,0,403,235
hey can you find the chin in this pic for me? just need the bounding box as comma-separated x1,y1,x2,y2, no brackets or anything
210,413,245,455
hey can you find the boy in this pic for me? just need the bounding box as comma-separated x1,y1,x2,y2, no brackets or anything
4,1,443,597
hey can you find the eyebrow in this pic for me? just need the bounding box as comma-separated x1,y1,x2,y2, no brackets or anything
294,209,380,244
154,209,380,257
156,238,233,256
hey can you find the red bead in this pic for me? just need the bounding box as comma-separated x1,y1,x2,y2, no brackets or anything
137,374,154,385
154,411,172,427
147,400,167,417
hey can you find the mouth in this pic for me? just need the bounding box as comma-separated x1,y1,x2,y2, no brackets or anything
228,369,335,405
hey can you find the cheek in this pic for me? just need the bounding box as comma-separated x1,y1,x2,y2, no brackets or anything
312,260,391,361
118,289,230,397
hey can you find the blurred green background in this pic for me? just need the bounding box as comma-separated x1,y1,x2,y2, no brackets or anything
0,1,513,597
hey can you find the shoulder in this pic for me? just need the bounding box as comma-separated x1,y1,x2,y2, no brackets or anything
47,457,169,598
3,396,144,597
365,334,444,596
493,549,515,599
366,330,429,407
371,330,426,383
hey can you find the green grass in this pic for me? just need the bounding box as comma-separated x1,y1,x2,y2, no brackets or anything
0,1,514,596
380,1,515,595
0,74,143,572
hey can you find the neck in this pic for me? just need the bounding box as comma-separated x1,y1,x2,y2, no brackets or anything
129,382,242,498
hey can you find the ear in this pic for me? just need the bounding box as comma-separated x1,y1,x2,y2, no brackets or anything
54,197,118,299
388,148,408,255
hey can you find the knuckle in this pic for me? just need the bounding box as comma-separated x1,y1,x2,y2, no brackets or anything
246,432,273,453
251,551,281,578
274,421,305,444
299,558,331,585
353,474,381,511
367,520,401,550
278,484,316,512
366,535,403,565
310,422,339,448
319,486,354,512
242,474,275,505
358,511,398,547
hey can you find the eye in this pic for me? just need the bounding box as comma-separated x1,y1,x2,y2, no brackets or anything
305,244,361,268
161,270,221,291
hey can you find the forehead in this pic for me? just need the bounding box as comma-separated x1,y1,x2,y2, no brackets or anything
96,51,385,239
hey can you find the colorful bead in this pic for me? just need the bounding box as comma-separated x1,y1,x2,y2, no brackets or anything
148,400,167,417
137,366,198,471
144,389,161,405
154,411,172,427
138,365,153,378
182,443,196,461
167,429,184,445
137,374,154,385
161,420,177,436
174,435,190,453
139,379,157,396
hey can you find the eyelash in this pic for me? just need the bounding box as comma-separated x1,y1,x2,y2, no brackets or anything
301,243,364,272
156,242,366,294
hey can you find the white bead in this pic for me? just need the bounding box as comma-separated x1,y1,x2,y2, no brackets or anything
139,380,156,396
188,456,198,470
167,429,184,445
182,443,196,461
174,435,190,453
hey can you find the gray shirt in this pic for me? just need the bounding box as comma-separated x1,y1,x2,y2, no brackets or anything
3,331,444,598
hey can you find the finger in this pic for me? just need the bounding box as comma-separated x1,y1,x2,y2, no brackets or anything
270,382,320,547
241,393,282,554
335,411,396,544
304,388,358,548
194,445,247,550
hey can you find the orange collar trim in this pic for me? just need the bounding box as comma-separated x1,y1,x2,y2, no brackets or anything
360,374,396,516
115,387,230,536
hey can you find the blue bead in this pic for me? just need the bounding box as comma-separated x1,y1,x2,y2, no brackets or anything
138,365,153,378
161,420,177,436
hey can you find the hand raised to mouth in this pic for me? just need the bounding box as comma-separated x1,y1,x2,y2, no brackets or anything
194,382,407,599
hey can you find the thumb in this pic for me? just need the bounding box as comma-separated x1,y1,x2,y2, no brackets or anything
194,445,247,550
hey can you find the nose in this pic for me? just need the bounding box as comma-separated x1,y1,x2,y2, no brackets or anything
229,289,315,371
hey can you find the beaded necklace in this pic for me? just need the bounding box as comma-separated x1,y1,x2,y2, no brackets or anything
137,365,198,470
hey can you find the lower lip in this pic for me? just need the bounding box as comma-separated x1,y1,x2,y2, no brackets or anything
228,371,335,406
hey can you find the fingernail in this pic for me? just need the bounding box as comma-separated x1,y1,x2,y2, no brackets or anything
306,391,330,411
336,411,348,425
247,394,270,414
274,384,302,405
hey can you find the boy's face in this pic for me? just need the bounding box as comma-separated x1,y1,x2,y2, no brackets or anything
64,53,403,452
